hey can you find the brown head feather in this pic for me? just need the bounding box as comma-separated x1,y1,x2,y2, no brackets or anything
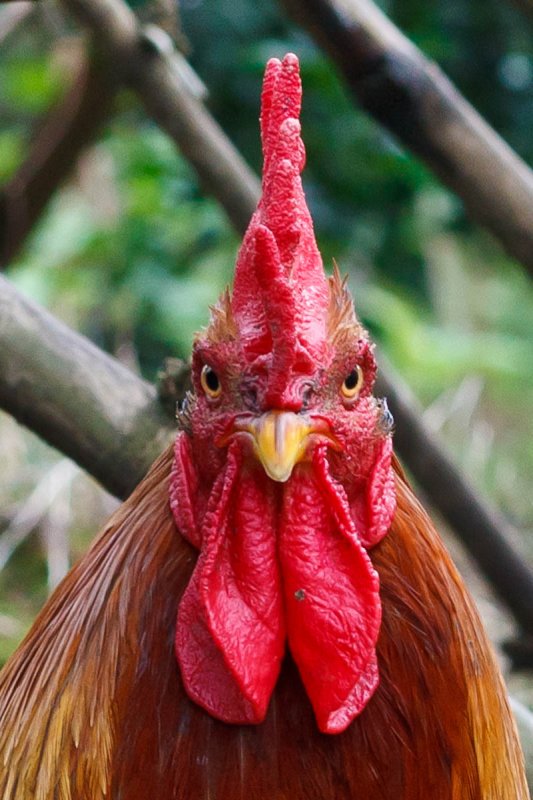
202,287,237,345
326,261,364,348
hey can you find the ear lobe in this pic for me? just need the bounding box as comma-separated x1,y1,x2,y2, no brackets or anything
170,433,202,549
361,436,396,549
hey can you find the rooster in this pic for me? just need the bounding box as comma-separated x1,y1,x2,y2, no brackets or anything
0,53,528,800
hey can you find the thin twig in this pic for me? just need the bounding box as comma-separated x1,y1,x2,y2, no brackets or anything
0,460,77,571
41,486,71,593
0,43,118,267
0,614,23,639
279,0,533,273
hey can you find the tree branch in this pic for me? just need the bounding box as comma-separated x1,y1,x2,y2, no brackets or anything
58,0,260,236
0,275,175,500
279,0,533,274
0,2,34,44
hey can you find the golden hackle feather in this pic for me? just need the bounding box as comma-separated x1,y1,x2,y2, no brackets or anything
202,287,237,345
326,260,364,347
0,449,528,799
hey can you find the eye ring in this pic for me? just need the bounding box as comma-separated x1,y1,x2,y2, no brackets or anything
200,365,221,399
341,365,363,402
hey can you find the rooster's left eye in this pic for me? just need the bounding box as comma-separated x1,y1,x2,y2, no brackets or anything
200,365,221,399
341,366,363,402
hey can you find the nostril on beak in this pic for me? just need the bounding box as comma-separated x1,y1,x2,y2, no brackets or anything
301,385,313,410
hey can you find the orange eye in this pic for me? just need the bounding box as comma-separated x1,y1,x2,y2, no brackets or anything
200,365,221,399
341,365,363,401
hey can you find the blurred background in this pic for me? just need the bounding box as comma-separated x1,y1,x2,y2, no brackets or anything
0,0,532,676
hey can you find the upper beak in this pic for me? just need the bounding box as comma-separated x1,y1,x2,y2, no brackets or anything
231,411,339,482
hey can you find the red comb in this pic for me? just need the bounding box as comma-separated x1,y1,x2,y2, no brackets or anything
231,54,329,401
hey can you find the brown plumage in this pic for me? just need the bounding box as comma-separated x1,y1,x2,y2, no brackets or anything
0,447,527,799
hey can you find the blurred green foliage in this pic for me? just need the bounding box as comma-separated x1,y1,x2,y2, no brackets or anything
0,0,532,659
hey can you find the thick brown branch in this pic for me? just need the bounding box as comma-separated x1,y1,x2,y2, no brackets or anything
0,275,175,500
58,0,260,236
0,44,118,268
280,0,533,273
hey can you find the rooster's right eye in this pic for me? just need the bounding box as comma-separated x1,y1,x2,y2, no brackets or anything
341,365,363,402
201,365,221,399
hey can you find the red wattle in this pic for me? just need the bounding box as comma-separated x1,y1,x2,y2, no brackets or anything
173,437,285,724
170,433,390,733
279,447,382,734
364,436,396,548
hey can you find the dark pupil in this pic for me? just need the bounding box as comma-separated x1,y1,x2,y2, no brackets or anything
205,368,219,391
345,369,359,390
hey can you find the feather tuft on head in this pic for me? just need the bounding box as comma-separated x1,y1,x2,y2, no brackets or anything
327,261,363,348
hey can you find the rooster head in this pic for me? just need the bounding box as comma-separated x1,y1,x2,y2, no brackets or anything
169,53,396,734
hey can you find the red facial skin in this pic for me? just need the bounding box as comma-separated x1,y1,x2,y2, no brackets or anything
169,54,396,734
170,335,395,734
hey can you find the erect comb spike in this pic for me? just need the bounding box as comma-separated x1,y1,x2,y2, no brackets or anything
261,154,302,269
231,53,330,376
231,225,272,357
260,58,282,163
253,223,297,352
261,54,301,173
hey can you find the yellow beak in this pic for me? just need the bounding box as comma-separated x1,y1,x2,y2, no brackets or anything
234,411,336,483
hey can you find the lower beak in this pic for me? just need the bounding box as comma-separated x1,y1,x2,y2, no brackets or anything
233,411,336,483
